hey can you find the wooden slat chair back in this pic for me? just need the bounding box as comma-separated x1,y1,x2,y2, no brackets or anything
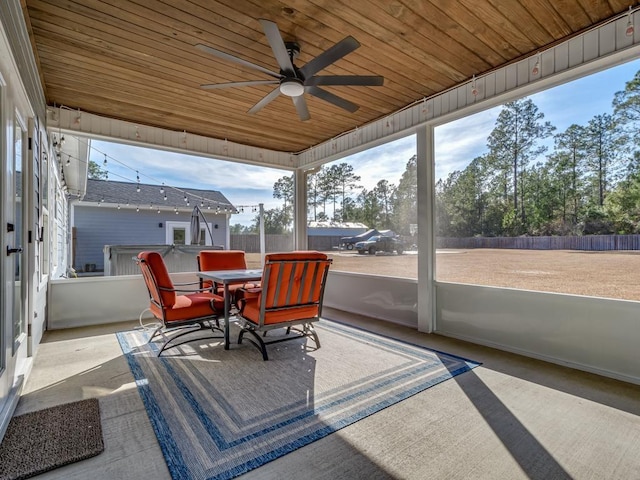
236,251,332,360
136,251,224,355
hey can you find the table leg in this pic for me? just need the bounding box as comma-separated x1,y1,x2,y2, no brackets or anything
224,283,230,350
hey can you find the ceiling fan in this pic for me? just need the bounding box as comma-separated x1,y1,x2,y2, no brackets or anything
196,19,384,121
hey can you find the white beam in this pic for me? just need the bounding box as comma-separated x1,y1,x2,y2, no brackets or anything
48,107,297,171
416,125,434,333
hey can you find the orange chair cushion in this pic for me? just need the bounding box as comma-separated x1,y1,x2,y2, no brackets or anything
150,292,224,323
238,252,329,326
201,281,259,294
240,295,319,325
139,251,176,307
262,259,330,311
198,250,247,271
264,251,328,262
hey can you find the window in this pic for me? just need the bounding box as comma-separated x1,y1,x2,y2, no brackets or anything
304,136,418,278
165,221,211,246
173,227,186,245
434,59,640,302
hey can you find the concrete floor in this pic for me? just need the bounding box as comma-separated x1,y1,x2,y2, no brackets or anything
15,308,640,480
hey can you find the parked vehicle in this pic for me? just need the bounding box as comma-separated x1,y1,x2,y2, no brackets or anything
355,235,405,255
340,228,379,250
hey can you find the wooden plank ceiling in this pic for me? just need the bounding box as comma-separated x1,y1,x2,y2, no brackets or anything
22,0,629,153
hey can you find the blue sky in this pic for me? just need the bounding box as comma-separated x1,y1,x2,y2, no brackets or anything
89,58,640,225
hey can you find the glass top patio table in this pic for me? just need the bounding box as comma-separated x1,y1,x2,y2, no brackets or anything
197,269,263,350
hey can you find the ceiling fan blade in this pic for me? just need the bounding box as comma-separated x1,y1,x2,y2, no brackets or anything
201,80,279,90
258,19,295,75
306,75,384,87
195,43,281,79
292,95,310,121
299,37,360,78
248,86,281,115
307,86,359,113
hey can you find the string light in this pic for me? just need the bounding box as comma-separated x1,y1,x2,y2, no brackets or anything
626,6,635,36
531,54,541,76
61,134,243,218
471,75,479,96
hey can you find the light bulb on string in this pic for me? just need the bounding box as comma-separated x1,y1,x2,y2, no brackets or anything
103,153,107,167
160,183,165,194
626,6,635,36
531,54,541,75
471,75,479,96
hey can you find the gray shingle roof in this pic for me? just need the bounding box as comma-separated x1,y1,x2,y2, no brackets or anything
83,179,234,211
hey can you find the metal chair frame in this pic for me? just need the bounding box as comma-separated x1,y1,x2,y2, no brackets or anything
136,254,224,356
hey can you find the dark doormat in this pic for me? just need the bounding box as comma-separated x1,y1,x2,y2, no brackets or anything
0,398,104,480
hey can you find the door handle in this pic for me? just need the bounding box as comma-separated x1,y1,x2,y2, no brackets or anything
6,246,23,256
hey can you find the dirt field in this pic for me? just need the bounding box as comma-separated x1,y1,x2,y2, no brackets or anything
247,249,640,301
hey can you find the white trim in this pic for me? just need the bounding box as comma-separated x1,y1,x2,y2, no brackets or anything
165,220,212,246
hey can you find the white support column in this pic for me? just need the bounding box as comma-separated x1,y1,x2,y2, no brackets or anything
294,168,307,251
259,203,265,266
416,125,434,333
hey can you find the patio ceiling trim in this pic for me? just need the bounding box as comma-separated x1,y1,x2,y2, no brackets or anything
48,106,297,171
297,10,640,169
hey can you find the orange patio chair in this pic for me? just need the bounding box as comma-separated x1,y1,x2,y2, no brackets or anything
197,250,259,301
136,251,224,356
235,251,332,360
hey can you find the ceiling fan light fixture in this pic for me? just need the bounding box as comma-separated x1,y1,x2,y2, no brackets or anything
280,78,305,97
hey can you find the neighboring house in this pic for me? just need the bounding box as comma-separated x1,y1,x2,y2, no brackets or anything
71,179,234,273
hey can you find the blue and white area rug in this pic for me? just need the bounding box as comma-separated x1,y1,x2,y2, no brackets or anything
117,320,480,480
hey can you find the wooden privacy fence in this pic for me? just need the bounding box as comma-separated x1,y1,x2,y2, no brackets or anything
230,234,294,253
437,234,640,251
230,235,355,252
